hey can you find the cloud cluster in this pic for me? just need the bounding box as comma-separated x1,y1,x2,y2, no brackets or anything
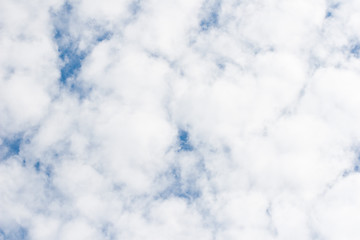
1,0,360,239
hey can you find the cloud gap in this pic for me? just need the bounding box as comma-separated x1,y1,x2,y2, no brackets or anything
200,12,219,31
354,153,360,172
52,3,85,85
178,129,193,152
0,226,28,240
0,134,23,159
129,0,142,15
34,161,41,172
199,1,221,31
325,3,340,18
342,152,360,177
350,44,360,58
217,62,225,70
157,165,201,202
101,222,116,240
96,31,113,42
52,2,109,99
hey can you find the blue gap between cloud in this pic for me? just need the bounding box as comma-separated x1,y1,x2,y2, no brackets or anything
129,0,142,15
0,226,28,240
52,3,112,99
343,152,360,177
34,161,41,172
58,44,86,85
325,11,332,18
101,223,116,240
32,160,53,178
351,44,360,58
217,62,225,70
157,166,201,202
165,129,200,201
178,129,193,152
354,153,360,172
52,2,84,86
200,1,221,31
325,3,340,18
96,31,113,42
200,11,219,31
1,134,23,159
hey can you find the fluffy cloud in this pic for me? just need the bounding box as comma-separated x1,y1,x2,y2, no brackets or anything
1,0,360,239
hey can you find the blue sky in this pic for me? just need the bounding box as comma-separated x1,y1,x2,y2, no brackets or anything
1,0,360,239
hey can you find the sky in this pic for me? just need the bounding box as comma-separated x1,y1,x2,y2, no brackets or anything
1,0,360,239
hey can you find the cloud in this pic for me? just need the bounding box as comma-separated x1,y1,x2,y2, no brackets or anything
1,0,360,239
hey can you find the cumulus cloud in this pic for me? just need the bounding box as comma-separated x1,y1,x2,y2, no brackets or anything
1,0,360,239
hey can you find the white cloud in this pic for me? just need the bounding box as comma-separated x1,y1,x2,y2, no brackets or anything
1,0,360,239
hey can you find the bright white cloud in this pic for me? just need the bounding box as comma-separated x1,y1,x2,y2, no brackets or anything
1,0,360,239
